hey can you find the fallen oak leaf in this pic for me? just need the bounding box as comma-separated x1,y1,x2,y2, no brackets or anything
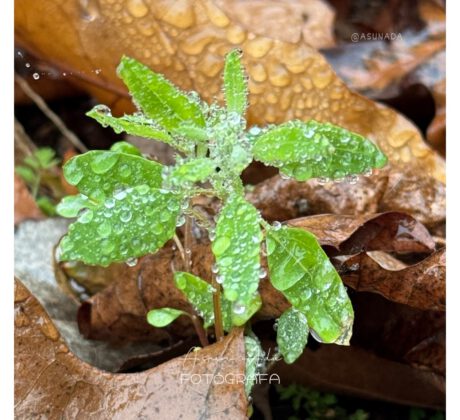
15,0,445,182
333,248,445,311
246,165,445,228
15,278,248,419
214,0,336,47
287,212,435,255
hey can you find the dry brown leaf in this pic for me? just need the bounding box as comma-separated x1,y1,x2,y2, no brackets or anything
214,0,336,47
75,215,442,342
14,174,43,225
334,248,445,311
246,165,445,228
15,0,445,182
426,79,446,154
15,278,248,419
287,212,435,254
272,340,445,409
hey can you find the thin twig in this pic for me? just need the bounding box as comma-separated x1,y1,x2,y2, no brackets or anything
14,118,36,158
15,74,88,153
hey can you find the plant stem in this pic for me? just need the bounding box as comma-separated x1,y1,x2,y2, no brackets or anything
191,314,209,347
184,215,192,270
172,234,186,265
212,273,224,341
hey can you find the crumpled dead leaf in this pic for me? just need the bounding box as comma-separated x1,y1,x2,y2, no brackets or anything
334,249,445,311
14,174,43,225
287,212,435,255
246,165,445,228
76,214,443,343
15,278,248,419
15,0,445,182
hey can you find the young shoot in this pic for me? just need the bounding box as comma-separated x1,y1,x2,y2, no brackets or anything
56,50,387,385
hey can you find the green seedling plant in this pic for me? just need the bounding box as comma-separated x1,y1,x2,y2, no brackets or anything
16,147,62,215
56,50,387,393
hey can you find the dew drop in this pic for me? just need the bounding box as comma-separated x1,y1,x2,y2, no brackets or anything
80,0,100,21
211,263,219,274
97,221,112,237
272,221,282,231
78,208,94,224
259,268,267,279
216,274,224,284
90,152,119,174
120,210,132,222
105,198,115,209
211,236,231,256
176,215,186,227
25,62,31,68
114,189,127,200
126,257,138,267
32,73,40,80
233,303,246,315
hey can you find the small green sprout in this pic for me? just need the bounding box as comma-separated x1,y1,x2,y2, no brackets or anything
16,147,61,215
56,50,387,379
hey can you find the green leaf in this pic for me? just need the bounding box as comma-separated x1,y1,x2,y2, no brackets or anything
174,271,257,330
63,150,163,202
23,155,40,170
230,294,262,327
244,335,265,396
224,49,248,116
36,196,57,216
117,56,205,132
110,141,142,156
58,185,182,266
15,166,36,184
276,308,309,364
266,226,353,344
35,147,59,168
212,195,262,306
147,307,187,327
168,158,215,186
56,194,97,218
252,120,387,181
173,123,209,143
174,272,218,329
87,106,194,153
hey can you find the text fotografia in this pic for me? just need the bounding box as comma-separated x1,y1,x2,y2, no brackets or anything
351,32,403,42
180,372,280,385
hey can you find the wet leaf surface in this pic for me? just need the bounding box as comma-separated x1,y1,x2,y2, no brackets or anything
246,166,445,228
287,212,435,255
15,0,445,182
15,278,248,419
333,249,445,311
